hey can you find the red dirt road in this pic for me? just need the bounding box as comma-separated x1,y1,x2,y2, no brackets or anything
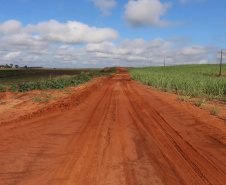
0,70,225,185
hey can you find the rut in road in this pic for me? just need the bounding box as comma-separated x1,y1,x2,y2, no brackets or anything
0,70,225,185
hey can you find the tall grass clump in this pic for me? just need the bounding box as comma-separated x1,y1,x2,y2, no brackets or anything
127,64,226,101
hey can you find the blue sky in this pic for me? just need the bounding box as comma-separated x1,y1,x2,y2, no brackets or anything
0,0,225,68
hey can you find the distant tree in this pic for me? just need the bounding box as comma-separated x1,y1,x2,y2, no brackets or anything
15,64,19,68
24,65,28,68
5,64,10,68
10,64,13,68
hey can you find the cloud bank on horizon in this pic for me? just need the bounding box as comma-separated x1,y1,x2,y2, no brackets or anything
0,0,225,68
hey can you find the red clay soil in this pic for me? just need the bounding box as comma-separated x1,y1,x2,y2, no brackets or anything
0,76,110,123
0,69,225,185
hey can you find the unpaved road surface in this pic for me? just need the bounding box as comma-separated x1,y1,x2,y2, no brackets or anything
0,69,225,185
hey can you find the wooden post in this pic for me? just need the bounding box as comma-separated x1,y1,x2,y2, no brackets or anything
220,50,222,76
218,49,225,76
164,57,165,67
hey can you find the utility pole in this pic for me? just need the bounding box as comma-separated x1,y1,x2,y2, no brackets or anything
218,49,225,76
164,57,166,67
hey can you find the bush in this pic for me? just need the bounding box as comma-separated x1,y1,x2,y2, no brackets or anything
0,85,5,92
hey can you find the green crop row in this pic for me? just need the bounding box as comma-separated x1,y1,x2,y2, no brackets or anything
127,64,226,101
0,68,116,93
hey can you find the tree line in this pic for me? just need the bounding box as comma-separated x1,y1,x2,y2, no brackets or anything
0,64,30,68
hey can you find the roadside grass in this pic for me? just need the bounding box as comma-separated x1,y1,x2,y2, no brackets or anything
13,96,23,100
204,102,208,110
32,97,42,102
42,93,53,99
177,96,191,102
64,90,72,95
211,105,220,116
194,98,206,107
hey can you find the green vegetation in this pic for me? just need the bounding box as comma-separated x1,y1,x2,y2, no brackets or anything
32,97,42,102
177,96,191,102
0,67,116,93
127,64,226,101
194,98,206,107
42,93,53,99
0,63,14,69
211,105,220,116
0,85,5,92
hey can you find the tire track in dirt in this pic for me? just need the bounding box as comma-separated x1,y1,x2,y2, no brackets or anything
0,69,225,185
121,87,185,184
115,86,138,185
53,81,116,185
121,74,226,184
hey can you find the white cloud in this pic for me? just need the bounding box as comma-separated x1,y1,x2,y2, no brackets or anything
0,19,119,67
63,61,77,64
80,38,216,67
124,0,175,27
0,32,50,56
0,20,217,67
198,59,208,64
117,39,147,55
0,20,119,45
1,50,49,66
147,38,164,49
26,20,119,44
22,55,42,62
169,37,191,47
0,33,46,47
54,45,86,65
4,51,22,60
182,45,209,55
0,20,22,34
0,37,216,67
86,41,116,53
92,0,116,16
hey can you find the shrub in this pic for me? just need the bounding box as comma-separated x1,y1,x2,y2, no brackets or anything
0,86,5,92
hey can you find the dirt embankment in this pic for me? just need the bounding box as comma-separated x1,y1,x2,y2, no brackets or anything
0,69,225,185
0,75,111,124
